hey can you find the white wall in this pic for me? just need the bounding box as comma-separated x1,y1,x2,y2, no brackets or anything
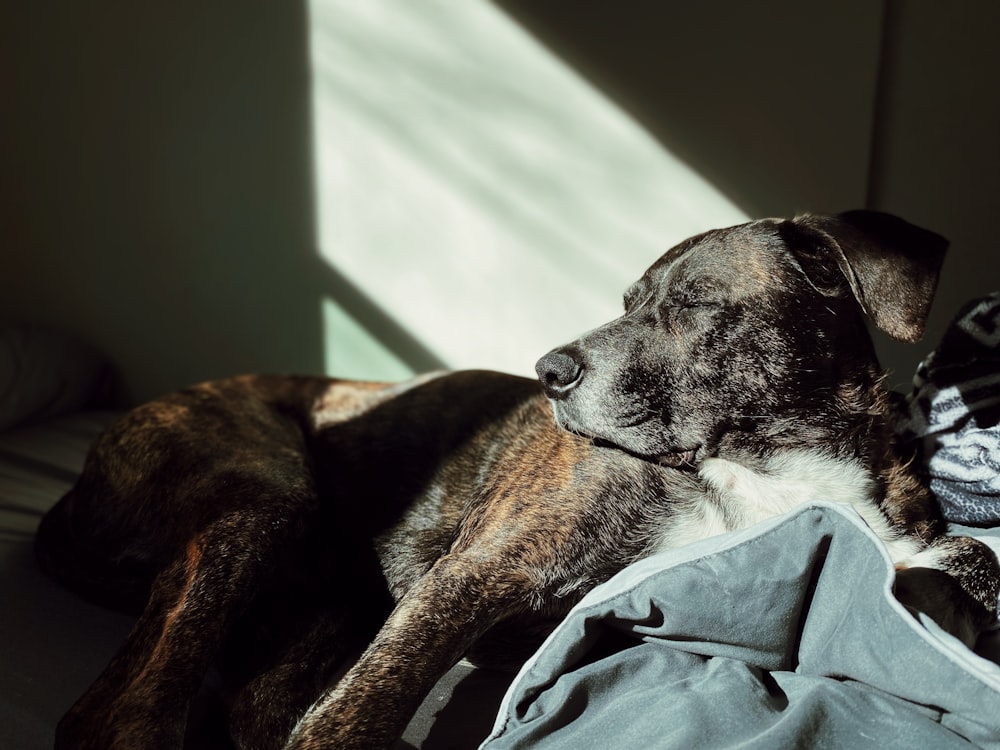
2,1,998,403
309,2,747,380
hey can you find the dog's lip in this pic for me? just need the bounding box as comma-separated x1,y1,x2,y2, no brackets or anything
554,413,703,469
654,448,699,468
589,436,701,469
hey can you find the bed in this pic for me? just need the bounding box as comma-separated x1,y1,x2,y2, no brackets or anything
3,292,999,749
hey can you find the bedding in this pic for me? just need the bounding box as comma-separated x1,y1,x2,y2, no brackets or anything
900,291,1000,525
0,323,111,432
480,504,1000,749
0,411,134,750
0,323,130,747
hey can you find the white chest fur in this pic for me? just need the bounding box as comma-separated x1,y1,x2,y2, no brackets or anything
659,450,922,563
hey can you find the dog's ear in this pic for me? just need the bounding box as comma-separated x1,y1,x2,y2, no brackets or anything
781,210,948,343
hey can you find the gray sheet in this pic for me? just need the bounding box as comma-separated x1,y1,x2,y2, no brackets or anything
0,412,134,750
481,503,1000,749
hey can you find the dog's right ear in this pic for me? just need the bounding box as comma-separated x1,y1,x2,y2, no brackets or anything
780,210,948,343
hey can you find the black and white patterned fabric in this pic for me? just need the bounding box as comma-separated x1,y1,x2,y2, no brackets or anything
898,291,1000,526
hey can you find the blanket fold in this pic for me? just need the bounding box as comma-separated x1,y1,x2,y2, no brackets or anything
481,504,1000,750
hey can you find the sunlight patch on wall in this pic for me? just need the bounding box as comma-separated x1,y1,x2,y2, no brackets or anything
308,0,746,380
321,297,415,382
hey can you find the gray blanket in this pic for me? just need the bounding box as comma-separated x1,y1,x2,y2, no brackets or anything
481,503,1000,749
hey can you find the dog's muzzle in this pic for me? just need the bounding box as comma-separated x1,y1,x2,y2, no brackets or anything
535,347,702,470
535,348,583,400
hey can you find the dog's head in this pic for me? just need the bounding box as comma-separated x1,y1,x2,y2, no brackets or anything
535,210,947,467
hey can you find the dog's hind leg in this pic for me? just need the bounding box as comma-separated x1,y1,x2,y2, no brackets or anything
894,535,1000,648
55,501,312,750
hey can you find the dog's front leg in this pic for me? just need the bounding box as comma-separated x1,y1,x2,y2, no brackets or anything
285,553,519,750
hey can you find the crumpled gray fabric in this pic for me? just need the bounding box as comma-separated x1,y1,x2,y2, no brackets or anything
898,291,1000,525
481,504,1000,750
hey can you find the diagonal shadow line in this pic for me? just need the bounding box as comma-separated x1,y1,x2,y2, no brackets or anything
488,1,882,220
314,259,447,374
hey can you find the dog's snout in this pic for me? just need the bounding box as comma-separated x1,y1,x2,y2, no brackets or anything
536,349,583,399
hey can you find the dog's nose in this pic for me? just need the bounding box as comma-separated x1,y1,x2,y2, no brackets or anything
535,349,583,399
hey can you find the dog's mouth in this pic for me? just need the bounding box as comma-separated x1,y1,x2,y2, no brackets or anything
590,436,701,470
654,447,700,468
552,408,703,470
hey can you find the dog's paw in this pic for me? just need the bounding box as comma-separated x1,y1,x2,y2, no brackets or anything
893,535,1000,648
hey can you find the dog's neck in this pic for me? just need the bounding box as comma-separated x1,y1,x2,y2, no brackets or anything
692,447,926,565
658,367,930,561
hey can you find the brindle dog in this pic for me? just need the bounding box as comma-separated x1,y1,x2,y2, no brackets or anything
37,211,999,749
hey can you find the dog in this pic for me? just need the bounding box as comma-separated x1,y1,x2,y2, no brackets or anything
36,210,1000,750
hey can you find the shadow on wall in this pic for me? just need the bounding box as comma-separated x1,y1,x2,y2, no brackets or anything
3,2,324,402
5,0,747,399
491,0,883,218
1,2,443,400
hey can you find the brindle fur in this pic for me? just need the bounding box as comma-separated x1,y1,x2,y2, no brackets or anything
36,211,1000,749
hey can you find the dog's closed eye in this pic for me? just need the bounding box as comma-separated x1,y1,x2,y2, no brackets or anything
673,300,717,311
623,280,650,312
666,294,724,314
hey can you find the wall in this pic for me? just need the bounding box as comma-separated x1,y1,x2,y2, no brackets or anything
866,0,1000,385
2,1,998,403
2,2,321,402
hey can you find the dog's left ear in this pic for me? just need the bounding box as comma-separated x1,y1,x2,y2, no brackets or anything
782,210,948,343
